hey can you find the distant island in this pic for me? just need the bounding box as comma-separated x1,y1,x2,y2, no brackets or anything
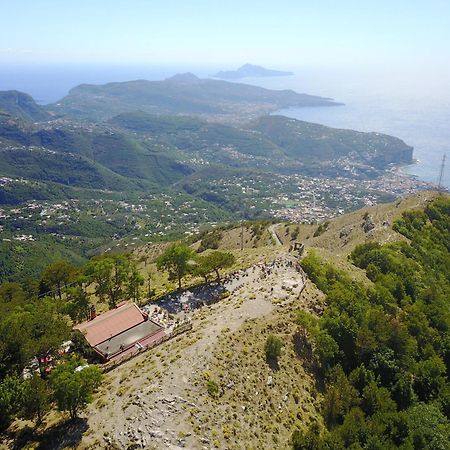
212,64,294,79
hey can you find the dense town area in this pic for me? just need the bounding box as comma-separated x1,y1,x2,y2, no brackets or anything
0,168,433,250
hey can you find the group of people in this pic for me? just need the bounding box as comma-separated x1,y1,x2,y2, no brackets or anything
154,255,307,316
223,255,306,294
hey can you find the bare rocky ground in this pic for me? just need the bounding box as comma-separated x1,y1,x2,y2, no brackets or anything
81,251,310,449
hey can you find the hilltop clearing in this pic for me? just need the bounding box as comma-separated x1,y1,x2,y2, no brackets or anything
79,252,323,449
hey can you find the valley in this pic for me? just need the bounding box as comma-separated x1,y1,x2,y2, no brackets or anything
0,76,432,283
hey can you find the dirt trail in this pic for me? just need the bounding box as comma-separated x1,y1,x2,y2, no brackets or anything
84,252,305,449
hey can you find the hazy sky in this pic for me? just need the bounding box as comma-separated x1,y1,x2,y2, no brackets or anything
1,0,449,68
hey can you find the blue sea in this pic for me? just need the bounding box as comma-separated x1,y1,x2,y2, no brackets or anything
245,67,450,189
1,64,449,188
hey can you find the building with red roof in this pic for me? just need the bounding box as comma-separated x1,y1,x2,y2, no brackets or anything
74,302,165,362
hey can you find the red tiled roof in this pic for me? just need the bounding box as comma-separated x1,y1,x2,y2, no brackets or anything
74,303,145,346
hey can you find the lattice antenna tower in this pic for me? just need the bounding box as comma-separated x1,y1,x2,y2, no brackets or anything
438,154,446,190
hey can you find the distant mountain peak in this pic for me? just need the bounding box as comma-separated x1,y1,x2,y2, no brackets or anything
166,72,201,84
212,64,294,79
239,63,265,70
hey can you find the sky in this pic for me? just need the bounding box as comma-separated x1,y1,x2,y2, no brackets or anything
1,0,450,69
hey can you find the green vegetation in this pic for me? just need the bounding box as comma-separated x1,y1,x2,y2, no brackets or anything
0,97,411,202
195,250,236,283
0,189,235,283
0,92,418,285
156,243,235,288
84,254,142,308
265,335,284,369
197,229,223,252
313,220,330,237
48,75,334,121
0,91,49,122
156,243,197,290
207,379,220,398
50,357,103,419
294,197,450,448
0,231,238,435
251,115,413,168
0,294,72,429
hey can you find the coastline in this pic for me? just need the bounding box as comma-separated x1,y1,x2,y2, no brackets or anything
273,105,449,190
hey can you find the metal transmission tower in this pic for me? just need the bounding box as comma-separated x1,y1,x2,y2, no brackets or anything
437,154,446,190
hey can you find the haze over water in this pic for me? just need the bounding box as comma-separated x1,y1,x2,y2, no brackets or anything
251,66,450,189
1,64,448,189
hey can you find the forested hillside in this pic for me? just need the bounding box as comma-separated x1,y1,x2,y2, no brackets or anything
295,196,450,448
250,115,413,168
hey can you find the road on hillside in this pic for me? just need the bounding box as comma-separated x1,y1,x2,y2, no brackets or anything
268,223,283,246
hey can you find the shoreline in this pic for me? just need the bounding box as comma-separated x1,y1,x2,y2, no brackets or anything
273,105,449,190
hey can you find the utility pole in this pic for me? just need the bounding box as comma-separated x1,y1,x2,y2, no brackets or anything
240,221,244,251
438,154,446,190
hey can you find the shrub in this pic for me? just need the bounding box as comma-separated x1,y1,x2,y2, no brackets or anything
265,335,283,368
207,379,220,398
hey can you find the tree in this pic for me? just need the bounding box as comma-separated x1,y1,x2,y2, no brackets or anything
0,375,24,430
127,264,144,304
64,282,90,323
361,381,396,416
405,403,450,450
413,355,446,401
109,255,132,307
145,271,155,301
26,299,71,362
156,243,196,290
292,422,322,450
84,256,113,304
85,255,132,308
315,330,340,368
22,374,51,425
323,367,360,427
0,311,31,376
193,255,212,284
50,357,102,419
41,261,76,301
193,251,235,284
0,300,70,378
203,251,235,282
0,282,25,309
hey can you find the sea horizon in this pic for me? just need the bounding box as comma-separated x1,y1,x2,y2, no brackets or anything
1,63,448,189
